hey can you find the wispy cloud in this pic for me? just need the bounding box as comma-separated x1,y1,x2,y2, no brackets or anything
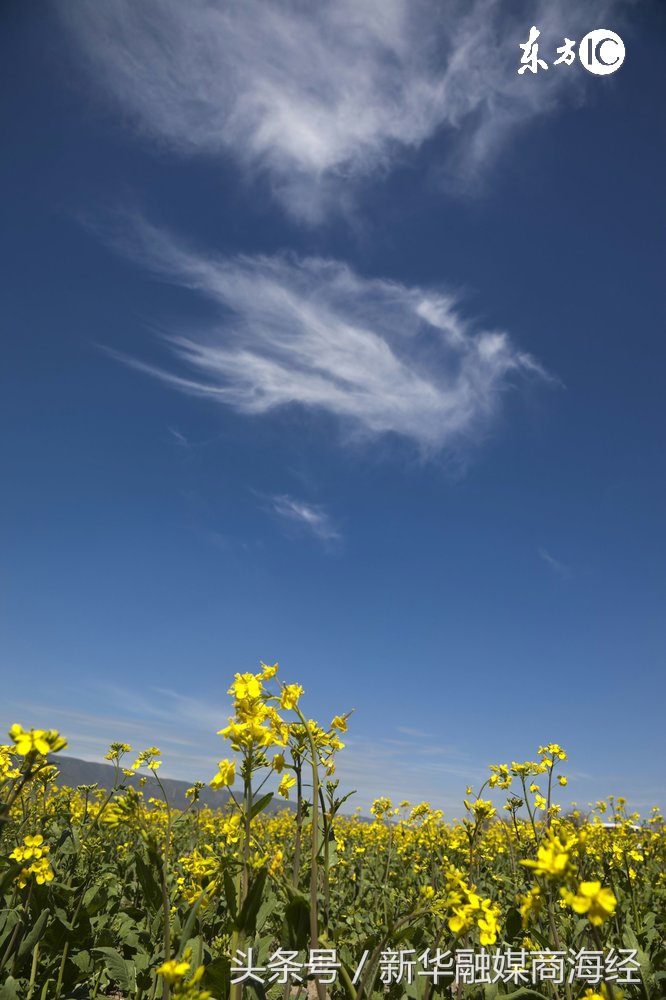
396,725,434,739
168,427,191,448
58,0,621,219
270,495,340,543
2,688,476,808
538,546,571,578
4,693,658,813
2,697,227,782
337,732,480,814
102,220,548,455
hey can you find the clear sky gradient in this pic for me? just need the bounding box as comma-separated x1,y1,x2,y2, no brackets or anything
1,0,665,815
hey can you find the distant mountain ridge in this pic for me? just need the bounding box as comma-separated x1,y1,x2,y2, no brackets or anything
52,755,291,813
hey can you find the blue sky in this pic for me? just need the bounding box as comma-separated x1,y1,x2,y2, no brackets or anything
1,0,665,815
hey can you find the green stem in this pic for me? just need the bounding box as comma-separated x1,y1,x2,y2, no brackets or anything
230,750,253,1000
545,764,555,828
54,942,70,1000
292,761,303,888
520,776,539,844
153,771,174,1000
293,708,326,1000
590,924,615,1000
546,889,572,1000
26,942,40,1000
1,882,33,973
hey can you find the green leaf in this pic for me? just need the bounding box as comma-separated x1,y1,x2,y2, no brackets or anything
71,950,94,975
149,909,164,947
177,893,206,956
93,946,132,991
237,868,268,936
254,897,274,936
504,906,522,944
53,906,73,932
250,792,274,820
623,925,640,951
202,956,230,998
223,870,238,920
404,969,429,1000
282,893,310,950
83,883,107,916
134,951,151,973
17,907,49,959
525,925,551,950
247,978,267,1000
0,864,22,895
183,935,206,968
134,854,162,913
0,909,21,954
0,976,20,1000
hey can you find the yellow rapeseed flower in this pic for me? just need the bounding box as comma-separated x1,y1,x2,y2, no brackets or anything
278,774,296,798
228,672,262,702
522,839,571,879
105,742,132,761
9,725,67,756
156,959,191,984
518,885,543,926
539,743,567,761
210,759,235,789
280,684,304,710
560,881,617,925
582,985,623,999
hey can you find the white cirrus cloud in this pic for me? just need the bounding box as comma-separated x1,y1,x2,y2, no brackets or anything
271,495,341,543
337,732,480,813
103,219,549,454
57,0,624,219
538,547,572,579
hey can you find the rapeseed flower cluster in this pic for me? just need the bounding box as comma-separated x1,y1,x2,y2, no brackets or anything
157,951,211,999
2,692,663,998
9,724,67,756
9,834,55,888
560,880,618,925
216,665,289,757
441,867,501,945
521,826,577,879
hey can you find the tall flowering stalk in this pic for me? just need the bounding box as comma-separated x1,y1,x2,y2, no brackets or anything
211,663,350,1000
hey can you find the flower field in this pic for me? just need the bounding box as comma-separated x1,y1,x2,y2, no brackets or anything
1,664,664,1000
